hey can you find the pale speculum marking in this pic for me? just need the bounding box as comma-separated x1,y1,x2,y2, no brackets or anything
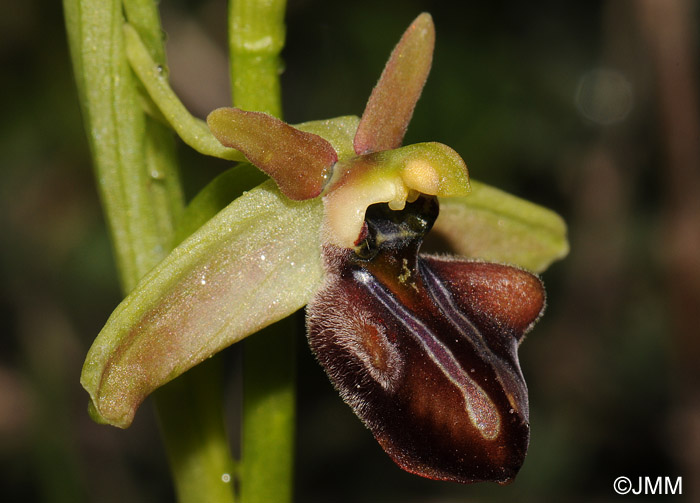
336,300,403,391
353,269,501,440
420,262,528,418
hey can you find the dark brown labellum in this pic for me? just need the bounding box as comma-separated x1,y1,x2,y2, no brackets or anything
306,196,545,484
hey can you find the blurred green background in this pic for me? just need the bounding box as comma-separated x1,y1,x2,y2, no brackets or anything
2,0,699,501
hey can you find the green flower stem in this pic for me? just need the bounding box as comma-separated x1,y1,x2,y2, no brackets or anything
229,0,286,116
240,318,297,503
154,357,237,503
123,23,246,162
65,0,235,501
229,1,295,502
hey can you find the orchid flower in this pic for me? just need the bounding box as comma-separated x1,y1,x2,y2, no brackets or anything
82,13,568,484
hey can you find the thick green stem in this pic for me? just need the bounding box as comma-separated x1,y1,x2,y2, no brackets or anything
154,357,236,503
240,319,297,503
229,0,286,116
229,1,295,502
65,0,235,501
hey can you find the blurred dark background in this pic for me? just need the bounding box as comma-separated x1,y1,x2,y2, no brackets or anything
2,0,699,501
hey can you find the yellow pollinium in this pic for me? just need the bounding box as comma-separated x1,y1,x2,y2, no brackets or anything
322,142,471,247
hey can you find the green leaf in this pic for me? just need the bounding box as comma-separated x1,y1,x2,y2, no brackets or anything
82,181,324,428
64,0,183,291
433,180,569,273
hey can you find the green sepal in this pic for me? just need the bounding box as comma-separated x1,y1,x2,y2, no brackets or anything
296,115,360,162
81,181,323,428
434,180,569,272
174,163,267,245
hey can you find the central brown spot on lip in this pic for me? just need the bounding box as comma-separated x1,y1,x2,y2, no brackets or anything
361,324,390,373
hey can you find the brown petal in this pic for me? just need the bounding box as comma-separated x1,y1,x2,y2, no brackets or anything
207,107,338,200
353,13,435,155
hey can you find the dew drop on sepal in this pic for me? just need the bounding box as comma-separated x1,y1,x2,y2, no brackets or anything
306,196,545,484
